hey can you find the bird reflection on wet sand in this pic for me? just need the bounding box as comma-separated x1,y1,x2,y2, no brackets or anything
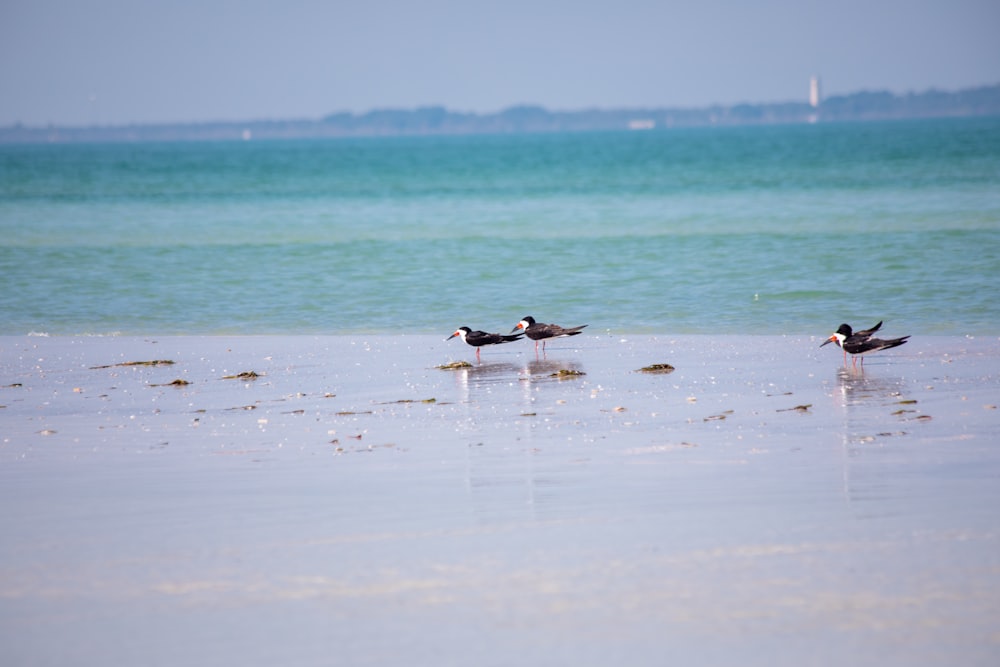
446,361,522,401
520,358,586,384
835,366,908,408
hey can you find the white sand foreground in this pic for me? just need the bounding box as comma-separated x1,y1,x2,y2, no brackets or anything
1,333,999,666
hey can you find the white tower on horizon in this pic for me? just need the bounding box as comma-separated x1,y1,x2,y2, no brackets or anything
809,76,822,108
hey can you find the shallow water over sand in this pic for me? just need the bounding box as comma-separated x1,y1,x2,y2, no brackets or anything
1,334,999,665
3,119,1000,336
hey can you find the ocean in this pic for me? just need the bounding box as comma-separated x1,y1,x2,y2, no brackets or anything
2,117,999,336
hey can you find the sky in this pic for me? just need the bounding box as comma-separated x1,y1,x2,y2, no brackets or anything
1,0,998,127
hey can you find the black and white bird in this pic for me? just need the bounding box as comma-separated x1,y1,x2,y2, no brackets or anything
820,321,909,367
511,316,588,352
446,326,524,360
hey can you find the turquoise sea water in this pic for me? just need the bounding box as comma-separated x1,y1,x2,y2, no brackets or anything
2,117,999,335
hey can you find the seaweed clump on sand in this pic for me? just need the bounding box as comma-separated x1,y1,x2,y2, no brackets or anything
150,379,192,387
222,371,262,380
777,404,812,413
550,369,586,378
637,364,675,374
91,359,175,369
436,361,473,370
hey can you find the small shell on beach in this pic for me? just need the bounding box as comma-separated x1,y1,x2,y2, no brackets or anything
613,406,627,412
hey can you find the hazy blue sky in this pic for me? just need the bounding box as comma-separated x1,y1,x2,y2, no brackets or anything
2,0,998,126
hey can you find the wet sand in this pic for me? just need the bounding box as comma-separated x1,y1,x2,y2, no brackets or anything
2,333,999,666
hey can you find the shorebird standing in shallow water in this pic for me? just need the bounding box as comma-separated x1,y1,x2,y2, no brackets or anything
446,326,524,361
824,320,883,364
511,316,588,353
820,321,909,367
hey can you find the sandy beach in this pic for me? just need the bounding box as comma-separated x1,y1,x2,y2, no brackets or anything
2,333,999,666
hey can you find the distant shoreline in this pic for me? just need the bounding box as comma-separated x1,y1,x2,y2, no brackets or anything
2,83,999,144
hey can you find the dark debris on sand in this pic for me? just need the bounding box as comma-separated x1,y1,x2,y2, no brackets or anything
637,364,675,374
91,359,176,369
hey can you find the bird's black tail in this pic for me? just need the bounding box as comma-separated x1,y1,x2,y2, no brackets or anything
881,335,910,350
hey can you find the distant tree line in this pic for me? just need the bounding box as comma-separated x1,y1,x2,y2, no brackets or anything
3,84,999,144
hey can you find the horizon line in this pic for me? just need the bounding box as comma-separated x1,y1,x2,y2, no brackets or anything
5,81,999,131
